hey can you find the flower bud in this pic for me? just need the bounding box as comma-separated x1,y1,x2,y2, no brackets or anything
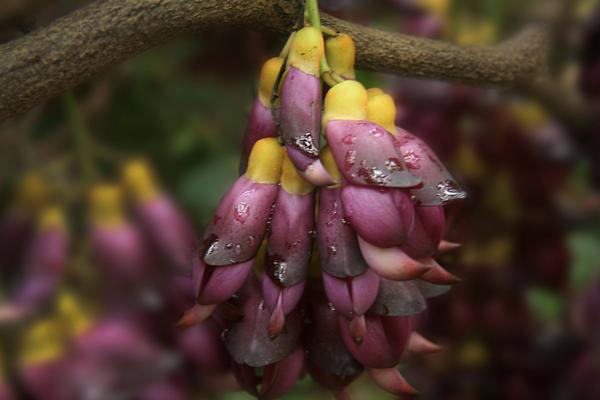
326,120,420,187
122,160,198,274
240,57,283,171
203,138,283,266
394,129,467,205
1,206,68,322
262,153,314,335
317,187,368,278
89,185,148,290
341,185,414,247
224,276,302,368
325,33,356,79
280,27,335,186
322,80,368,130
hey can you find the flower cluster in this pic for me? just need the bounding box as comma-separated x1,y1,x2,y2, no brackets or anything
185,26,466,398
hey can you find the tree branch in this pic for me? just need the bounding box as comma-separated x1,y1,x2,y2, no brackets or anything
0,0,549,121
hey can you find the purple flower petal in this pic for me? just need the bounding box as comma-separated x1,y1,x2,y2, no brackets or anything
224,276,302,367
370,279,426,316
326,120,421,188
203,176,278,266
177,317,229,371
135,194,197,274
322,269,380,319
304,291,363,378
10,227,67,314
338,314,413,369
317,187,369,278
195,258,254,305
262,274,305,316
357,237,430,281
240,98,278,172
401,205,445,259
341,185,414,248
394,130,466,205
280,67,321,169
266,190,314,287
91,224,147,286
232,363,260,396
260,347,305,400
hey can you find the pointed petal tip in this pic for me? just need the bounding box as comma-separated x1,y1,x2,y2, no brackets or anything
358,237,431,281
177,304,217,328
438,240,462,253
407,332,443,354
302,160,338,187
349,315,366,345
267,294,286,339
369,368,419,396
421,258,462,284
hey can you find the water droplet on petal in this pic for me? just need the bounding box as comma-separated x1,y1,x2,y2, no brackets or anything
342,134,357,145
234,202,250,223
233,244,242,254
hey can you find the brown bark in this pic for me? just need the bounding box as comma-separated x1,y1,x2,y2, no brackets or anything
0,0,549,121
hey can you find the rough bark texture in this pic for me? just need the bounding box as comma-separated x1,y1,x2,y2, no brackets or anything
0,0,549,121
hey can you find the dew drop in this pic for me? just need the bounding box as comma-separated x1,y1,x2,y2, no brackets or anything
436,180,467,203
344,150,356,170
293,132,319,157
247,235,256,246
234,202,250,223
225,243,233,250
368,127,384,137
327,245,337,256
258,300,266,310
403,150,421,169
220,328,230,342
342,134,357,145
328,302,336,311
234,244,242,254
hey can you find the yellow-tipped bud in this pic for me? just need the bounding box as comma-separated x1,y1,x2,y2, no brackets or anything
319,146,342,187
245,138,285,184
510,101,547,131
89,184,125,228
366,91,397,134
288,27,324,77
366,88,385,98
325,33,356,79
281,152,314,195
417,0,449,18
323,80,368,130
19,318,66,366
258,57,284,107
121,159,159,203
13,172,49,214
38,206,67,233
57,291,93,337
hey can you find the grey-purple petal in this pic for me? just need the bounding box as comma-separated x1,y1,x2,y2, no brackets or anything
280,66,322,169
265,190,314,286
370,279,426,316
341,185,414,248
203,176,278,266
326,120,420,188
317,187,368,278
394,129,466,205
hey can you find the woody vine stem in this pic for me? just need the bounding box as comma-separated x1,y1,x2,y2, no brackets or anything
0,0,552,122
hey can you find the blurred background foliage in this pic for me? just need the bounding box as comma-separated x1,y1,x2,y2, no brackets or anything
2,0,600,399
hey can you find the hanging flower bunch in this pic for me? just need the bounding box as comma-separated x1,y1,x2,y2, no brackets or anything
185,2,467,397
